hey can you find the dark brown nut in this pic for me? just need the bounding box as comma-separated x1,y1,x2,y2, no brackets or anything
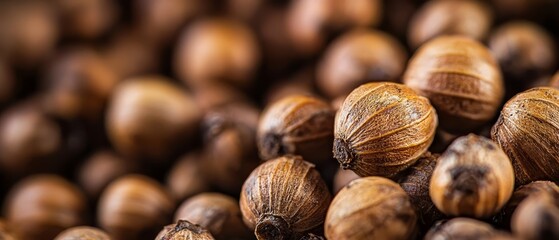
0,1,58,66
174,193,252,240
3,175,87,240
156,220,215,240
425,218,496,240
98,175,174,240
53,0,118,39
430,134,514,218
0,60,14,104
166,152,211,202
493,181,559,229
408,0,492,49
334,82,437,178
332,168,360,193
54,226,111,240
550,71,559,88
227,0,263,21
192,83,248,113
0,103,61,176
42,48,119,120
201,103,260,194
398,152,445,228
240,155,331,240
325,176,417,240
491,87,559,185
174,18,260,89
511,193,559,240
258,95,334,165
404,36,504,134
489,21,556,85
0,218,16,240
106,77,201,162
77,150,137,199
317,29,408,99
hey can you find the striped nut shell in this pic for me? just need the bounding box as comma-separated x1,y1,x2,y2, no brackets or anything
333,82,437,178
403,36,504,134
491,87,559,185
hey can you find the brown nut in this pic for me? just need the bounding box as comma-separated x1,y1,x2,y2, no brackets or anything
258,95,334,165
53,0,118,39
106,77,201,162
166,152,211,202
0,218,16,240
54,226,111,240
424,218,496,240
489,21,556,86
256,6,296,70
397,152,445,228
240,155,331,240
174,193,251,240
430,134,514,218
175,18,260,89
98,175,174,240
550,71,559,88
325,176,417,240
156,220,215,240
408,0,492,49
3,175,87,240
332,168,360,193
491,87,559,185
42,48,119,120
192,83,248,113
511,193,559,240
404,36,504,134
317,29,408,99
334,82,437,178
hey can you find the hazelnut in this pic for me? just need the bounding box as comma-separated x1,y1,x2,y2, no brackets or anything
240,155,331,239
430,134,514,218
332,168,360,193
53,0,118,39
489,21,556,87
550,71,559,88
54,226,111,240
258,95,335,165
408,0,492,49
325,176,417,240
404,36,504,134
106,76,201,162
511,192,559,240
174,193,252,240
491,87,559,185
334,82,437,178
317,29,408,99
3,175,87,240
166,152,211,202
156,220,215,240
174,18,260,89
42,48,119,120
424,218,497,240
98,175,174,240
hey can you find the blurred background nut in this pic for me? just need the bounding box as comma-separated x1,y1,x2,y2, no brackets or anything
156,220,215,240
54,226,111,240
550,71,559,88
0,218,16,240
511,192,559,240
424,218,497,240
332,169,360,193
52,0,118,40
166,152,211,203
0,60,15,105
3,175,87,240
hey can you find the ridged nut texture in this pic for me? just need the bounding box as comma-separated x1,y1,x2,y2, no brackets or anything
333,82,437,178
325,176,417,240
156,220,215,240
404,36,504,134
491,87,559,185
239,155,331,240
430,134,514,218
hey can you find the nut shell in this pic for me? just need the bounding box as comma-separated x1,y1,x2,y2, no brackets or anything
54,226,110,240
424,218,496,240
404,36,504,133
334,82,437,177
239,155,331,239
491,87,559,185
166,152,210,202
511,193,559,240
430,134,514,218
325,176,417,240
156,220,215,240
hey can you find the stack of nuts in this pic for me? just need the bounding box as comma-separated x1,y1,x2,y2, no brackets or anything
1,0,559,240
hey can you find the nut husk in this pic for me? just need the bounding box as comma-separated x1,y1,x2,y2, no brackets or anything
325,176,417,240
430,134,514,218
174,193,252,240
156,220,215,240
54,226,111,240
240,155,331,240
166,152,211,202
334,82,437,178
258,95,334,165
511,192,559,240
424,218,496,240
3,175,87,240
404,36,504,134
491,87,559,185
317,29,408,99
98,175,174,240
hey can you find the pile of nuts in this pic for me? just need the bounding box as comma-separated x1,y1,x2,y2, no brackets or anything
0,0,558,239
